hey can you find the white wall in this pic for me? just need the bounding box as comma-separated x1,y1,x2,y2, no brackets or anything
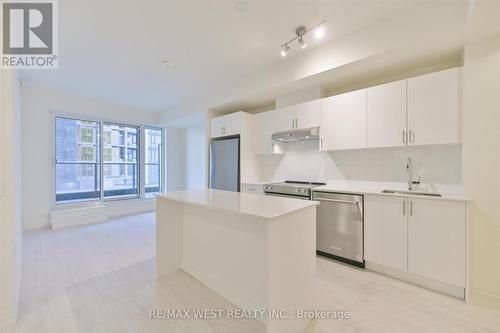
165,126,206,192
462,34,500,308
254,143,462,186
0,70,23,325
21,83,160,230
185,127,206,189
165,128,186,191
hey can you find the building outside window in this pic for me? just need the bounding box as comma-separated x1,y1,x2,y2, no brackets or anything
54,116,164,204
80,127,94,143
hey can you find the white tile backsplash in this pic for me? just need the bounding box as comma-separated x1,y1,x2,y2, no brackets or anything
254,143,462,185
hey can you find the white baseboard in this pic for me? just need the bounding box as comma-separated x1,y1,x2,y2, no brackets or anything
50,199,154,229
0,310,16,327
366,261,465,300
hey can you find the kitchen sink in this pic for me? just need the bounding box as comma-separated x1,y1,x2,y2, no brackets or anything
381,189,442,197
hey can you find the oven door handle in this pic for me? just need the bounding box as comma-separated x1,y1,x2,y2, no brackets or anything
313,197,363,217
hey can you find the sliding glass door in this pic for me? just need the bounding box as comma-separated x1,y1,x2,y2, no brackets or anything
55,117,101,203
102,123,140,199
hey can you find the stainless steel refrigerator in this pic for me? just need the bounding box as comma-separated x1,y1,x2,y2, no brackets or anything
209,136,240,192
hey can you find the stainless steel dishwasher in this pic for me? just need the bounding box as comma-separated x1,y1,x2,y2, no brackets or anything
312,191,364,267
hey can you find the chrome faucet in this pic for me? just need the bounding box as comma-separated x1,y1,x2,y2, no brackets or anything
406,157,420,191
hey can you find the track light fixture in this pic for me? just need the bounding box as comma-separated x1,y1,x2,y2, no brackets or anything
279,20,326,56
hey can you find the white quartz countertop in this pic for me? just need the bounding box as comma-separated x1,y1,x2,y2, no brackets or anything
313,181,470,202
156,189,318,219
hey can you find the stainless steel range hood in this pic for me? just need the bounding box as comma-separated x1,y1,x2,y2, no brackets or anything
271,127,319,142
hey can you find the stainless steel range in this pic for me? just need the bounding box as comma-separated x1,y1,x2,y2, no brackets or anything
263,181,326,200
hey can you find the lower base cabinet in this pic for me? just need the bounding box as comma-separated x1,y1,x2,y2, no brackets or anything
365,195,407,271
408,198,466,287
365,195,466,288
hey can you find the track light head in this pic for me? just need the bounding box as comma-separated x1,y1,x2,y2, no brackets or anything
296,26,307,49
298,36,307,49
280,44,290,57
296,26,307,37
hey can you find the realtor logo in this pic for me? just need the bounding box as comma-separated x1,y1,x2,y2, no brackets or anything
1,0,58,69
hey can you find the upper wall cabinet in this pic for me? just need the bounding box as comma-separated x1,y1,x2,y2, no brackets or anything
367,80,407,148
274,99,320,133
210,112,242,138
320,89,367,151
407,68,459,145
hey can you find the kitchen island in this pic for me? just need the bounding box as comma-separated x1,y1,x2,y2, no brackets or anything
156,189,318,333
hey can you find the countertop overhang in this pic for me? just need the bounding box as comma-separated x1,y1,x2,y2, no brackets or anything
156,189,318,219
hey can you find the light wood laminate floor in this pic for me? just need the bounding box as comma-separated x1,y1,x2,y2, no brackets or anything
2,213,499,333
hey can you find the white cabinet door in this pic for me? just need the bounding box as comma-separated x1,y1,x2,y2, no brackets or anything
320,89,367,150
273,105,295,133
210,112,241,138
365,195,408,271
367,80,407,148
222,112,242,137
407,68,459,145
210,116,225,138
295,99,320,130
407,198,466,287
253,111,274,154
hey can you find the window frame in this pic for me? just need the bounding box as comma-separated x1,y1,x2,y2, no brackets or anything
51,111,165,207
144,126,164,197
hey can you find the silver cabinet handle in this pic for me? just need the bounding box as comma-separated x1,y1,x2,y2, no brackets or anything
295,118,298,129
410,201,413,216
314,197,363,217
402,130,406,144
409,130,413,144
403,200,406,216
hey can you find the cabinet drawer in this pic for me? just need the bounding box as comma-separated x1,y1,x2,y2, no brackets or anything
241,184,264,194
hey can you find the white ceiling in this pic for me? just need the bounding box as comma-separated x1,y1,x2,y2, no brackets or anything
20,0,431,111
